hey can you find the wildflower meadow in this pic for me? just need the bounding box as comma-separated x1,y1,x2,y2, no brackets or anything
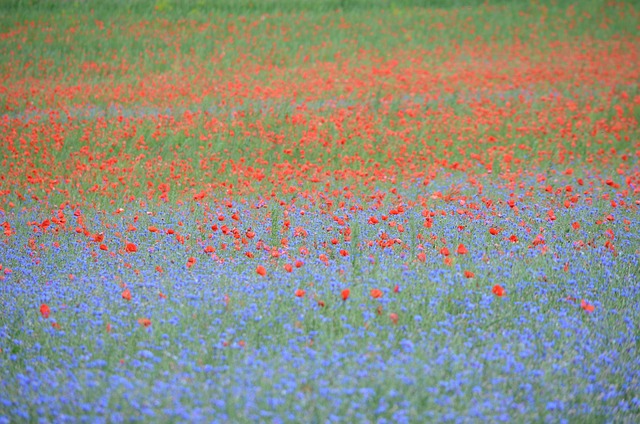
0,0,639,422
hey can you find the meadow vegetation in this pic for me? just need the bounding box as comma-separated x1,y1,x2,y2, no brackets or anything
0,0,639,421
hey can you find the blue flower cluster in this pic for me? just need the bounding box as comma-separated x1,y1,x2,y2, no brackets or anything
0,172,638,422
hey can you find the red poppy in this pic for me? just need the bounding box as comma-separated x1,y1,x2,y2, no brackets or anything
341,288,350,301
456,244,468,255
284,263,293,272
99,244,108,251
370,289,383,299
417,252,426,262
440,247,450,256
339,249,349,257
186,257,196,268
39,303,50,319
256,265,267,276
580,299,595,313
295,289,306,298
492,285,505,297
148,226,159,233
464,270,475,278
137,318,152,327
122,289,132,301
389,313,398,325
125,242,138,253
393,284,399,293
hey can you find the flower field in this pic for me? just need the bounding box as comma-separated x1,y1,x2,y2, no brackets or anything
1,0,639,421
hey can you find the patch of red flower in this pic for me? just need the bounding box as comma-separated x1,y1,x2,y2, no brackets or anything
121,289,131,301
580,300,595,313
341,288,350,301
492,285,506,297
137,318,152,327
39,303,50,319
